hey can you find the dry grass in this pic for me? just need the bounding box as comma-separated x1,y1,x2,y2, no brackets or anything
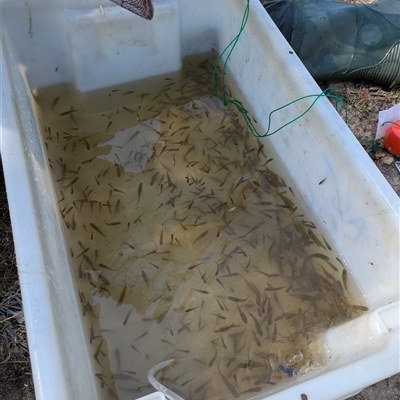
323,81,400,195
0,159,35,399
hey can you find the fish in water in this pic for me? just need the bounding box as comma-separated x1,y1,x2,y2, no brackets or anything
109,0,154,20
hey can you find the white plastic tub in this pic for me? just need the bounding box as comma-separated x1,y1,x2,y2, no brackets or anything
0,1,399,399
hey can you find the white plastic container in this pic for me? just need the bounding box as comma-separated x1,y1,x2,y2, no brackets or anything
1,1,398,399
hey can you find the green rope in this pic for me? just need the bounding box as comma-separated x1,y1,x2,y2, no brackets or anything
211,0,348,138
381,120,400,128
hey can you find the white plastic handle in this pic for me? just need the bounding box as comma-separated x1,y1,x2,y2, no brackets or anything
322,301,399,365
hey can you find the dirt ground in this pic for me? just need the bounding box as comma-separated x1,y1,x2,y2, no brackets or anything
0,1,399,400
0,164,35,400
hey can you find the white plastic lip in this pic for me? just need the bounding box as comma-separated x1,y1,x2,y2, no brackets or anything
1,0,399,399
136,393,166,400
0,56,73,399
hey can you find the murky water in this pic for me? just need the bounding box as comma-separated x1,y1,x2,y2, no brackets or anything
34,54,368,400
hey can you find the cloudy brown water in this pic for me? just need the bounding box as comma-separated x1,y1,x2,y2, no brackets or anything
33,54,368,400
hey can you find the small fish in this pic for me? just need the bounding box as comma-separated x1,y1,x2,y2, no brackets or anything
89,323,95,343
89,223,107,238
143,250,156,257
148,261,159,269
249,312,263,336
350,304,369,312
251,329,262,347
105,221,121,226
199,269,207,283
123,308,134,326
82,156,97,165
161,338,174,345
185,307,199,313
122,242,135,250
98,263,115,271
149,171,159,186
181,377,196,387
193,230,209,245
322,235,333,251
307,229,326,250
216,278,225,289
130,343,141,354
213,324,240,333
51,96,60,111
142,271,150,288
63,177,78,190
177,320,192,333
342,268,348,292
156,306,170,324
208,346,217,368
227,330,246,340
137,183,143,203
194,378,211,394
264,285,286,292
220,334,227,350
327,260,339,272
271,322,278,343
237,304,248,324
227,295,248,303
238,360,251,369
80,138,91,150
211,312,226,321
218,367,239,398
95,373,108,387
133,331,148,342
122,106,135,113
320,265,335,281
74,246,89,260
219,272,240,278
112,372,141,383
124,130,140,146
93,339,103,364
117,284,127,306
243,278,261,305
82,254,95,268
215,297,224,311
115,348,121,372
59,107,77,116
192,288,209,295
188,262,203,270
198,320,208,332
302,253,330,271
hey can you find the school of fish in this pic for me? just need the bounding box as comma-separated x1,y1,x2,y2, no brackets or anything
35,55,368,400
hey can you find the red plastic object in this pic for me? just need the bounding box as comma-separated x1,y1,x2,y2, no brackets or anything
383,120,400,156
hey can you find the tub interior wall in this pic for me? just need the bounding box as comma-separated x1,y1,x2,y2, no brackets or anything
1,0,231,91
1,0,399,399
